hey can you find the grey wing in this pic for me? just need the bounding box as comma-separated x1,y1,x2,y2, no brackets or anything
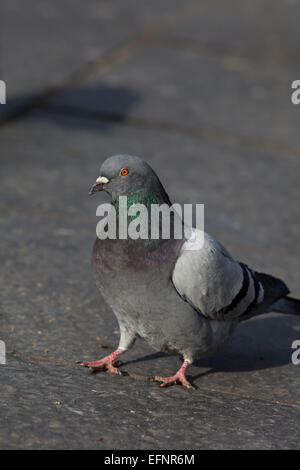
172,231,268,321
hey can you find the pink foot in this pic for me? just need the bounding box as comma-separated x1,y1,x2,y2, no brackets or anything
81,348,124,375
154,360,194,389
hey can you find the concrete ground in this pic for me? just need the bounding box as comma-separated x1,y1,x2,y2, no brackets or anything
0,0,299,449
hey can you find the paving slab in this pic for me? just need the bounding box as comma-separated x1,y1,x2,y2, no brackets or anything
168,0,300,71
1,355,300,450
48,43,300,153
2,354,300,450
0,0,186,119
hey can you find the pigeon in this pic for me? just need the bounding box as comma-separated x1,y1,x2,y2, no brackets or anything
82,154,300,388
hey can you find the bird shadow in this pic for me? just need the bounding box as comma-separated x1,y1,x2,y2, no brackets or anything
121,351,167,367
122,315,299,377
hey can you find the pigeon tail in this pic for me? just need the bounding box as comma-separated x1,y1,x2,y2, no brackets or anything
271,296,300,315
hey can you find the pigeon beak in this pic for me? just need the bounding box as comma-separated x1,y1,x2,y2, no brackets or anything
89,176,109,195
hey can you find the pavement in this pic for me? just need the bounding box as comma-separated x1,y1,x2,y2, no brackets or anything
0,0,300,450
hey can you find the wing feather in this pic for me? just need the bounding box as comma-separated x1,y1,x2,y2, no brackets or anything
172,230,264,320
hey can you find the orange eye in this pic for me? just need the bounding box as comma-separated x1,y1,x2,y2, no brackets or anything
121,168,129,176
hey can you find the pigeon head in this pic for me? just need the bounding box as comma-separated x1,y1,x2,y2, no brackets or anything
90,154,171,206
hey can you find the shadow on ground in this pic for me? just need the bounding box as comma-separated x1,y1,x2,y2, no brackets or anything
0,83,140,131
121,314,297,375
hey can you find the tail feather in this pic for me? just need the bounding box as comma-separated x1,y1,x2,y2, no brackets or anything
271,296,300,315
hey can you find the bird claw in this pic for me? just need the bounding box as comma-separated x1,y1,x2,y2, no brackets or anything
154,373,194,389
81,359,122,374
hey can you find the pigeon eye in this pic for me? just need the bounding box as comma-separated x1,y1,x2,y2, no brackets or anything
121,168,129,176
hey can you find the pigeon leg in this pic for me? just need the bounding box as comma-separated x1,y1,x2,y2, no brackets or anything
154,360,194,389
81,347,125,374
81,326,136,374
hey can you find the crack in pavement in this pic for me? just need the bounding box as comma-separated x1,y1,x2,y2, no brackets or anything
0,1,206,130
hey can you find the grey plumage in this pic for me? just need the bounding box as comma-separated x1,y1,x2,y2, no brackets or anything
82,154,299,388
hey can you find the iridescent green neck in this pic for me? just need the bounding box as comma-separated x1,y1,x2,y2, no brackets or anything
109,189,181,245
113,189,170,216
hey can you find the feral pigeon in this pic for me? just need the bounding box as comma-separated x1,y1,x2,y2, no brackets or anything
82,154,300,388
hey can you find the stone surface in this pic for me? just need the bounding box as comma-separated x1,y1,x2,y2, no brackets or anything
0,0,185,118
1,356,300,450
49,45,300,151
169,0,300,70
0,0,300,450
